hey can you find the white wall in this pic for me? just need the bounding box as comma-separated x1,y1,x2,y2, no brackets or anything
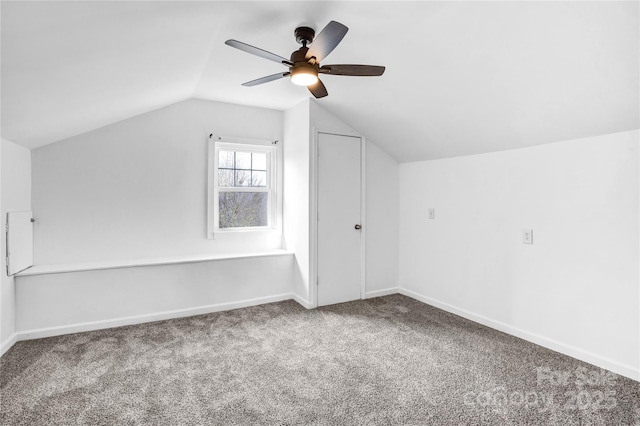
399,130,639,379
310,100,358,136
283,99,311,306
1,140,2,351
365,142,399,296
31,99,284,265
1,139,31,354
16,254,294,335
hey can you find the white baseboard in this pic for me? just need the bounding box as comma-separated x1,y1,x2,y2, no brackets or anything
399,288,639,382
293,294,314,309
365,287,399,299
0,333,18,357
16,293,294,342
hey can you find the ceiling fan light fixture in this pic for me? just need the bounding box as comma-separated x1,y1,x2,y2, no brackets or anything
290,67,318,86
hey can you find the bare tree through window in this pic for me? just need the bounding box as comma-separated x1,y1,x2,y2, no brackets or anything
219,192,268,228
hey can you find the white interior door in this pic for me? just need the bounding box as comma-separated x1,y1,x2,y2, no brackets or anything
317,133,362,306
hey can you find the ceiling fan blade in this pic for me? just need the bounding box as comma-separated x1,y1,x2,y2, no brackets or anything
225,40,293,66
305,21,348,63
319,65,386,76
242,72,290,87
308,79,328,98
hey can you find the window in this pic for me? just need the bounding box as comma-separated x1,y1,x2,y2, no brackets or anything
208,140,276,237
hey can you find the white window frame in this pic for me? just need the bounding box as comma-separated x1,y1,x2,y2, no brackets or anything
207,137,277,238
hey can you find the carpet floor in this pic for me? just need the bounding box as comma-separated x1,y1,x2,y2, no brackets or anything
0,294,638,425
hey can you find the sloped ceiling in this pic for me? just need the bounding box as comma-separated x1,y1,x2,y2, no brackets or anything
1,1,638,162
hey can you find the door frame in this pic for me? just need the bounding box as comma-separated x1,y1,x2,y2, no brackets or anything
310,128,367,308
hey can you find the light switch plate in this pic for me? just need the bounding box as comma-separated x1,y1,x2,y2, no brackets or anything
523,229,533,244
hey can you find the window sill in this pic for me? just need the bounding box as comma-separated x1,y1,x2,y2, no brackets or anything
16,250,294,277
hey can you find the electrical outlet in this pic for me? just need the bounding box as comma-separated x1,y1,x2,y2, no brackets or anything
428,208,435,219
523,229,533,244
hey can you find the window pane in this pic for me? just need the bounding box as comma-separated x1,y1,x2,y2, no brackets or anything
251,171,267,187
252,153,267,171
235,152,251,170
218,151,234,169
218,169,234,187
219,192,268,228
235,170,251,186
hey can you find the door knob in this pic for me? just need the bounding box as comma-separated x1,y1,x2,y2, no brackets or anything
354,224,361,230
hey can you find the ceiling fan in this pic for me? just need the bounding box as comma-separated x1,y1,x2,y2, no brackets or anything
225,21,385,98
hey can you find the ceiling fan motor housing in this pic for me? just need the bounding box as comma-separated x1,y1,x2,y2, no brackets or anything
290,46,311,64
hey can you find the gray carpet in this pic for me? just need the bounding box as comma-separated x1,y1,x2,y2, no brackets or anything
1,294,638,425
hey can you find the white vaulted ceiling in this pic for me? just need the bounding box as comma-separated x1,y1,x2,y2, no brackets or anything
1,1,638,162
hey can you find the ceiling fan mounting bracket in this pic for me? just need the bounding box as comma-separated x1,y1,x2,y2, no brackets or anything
294,26,315,46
